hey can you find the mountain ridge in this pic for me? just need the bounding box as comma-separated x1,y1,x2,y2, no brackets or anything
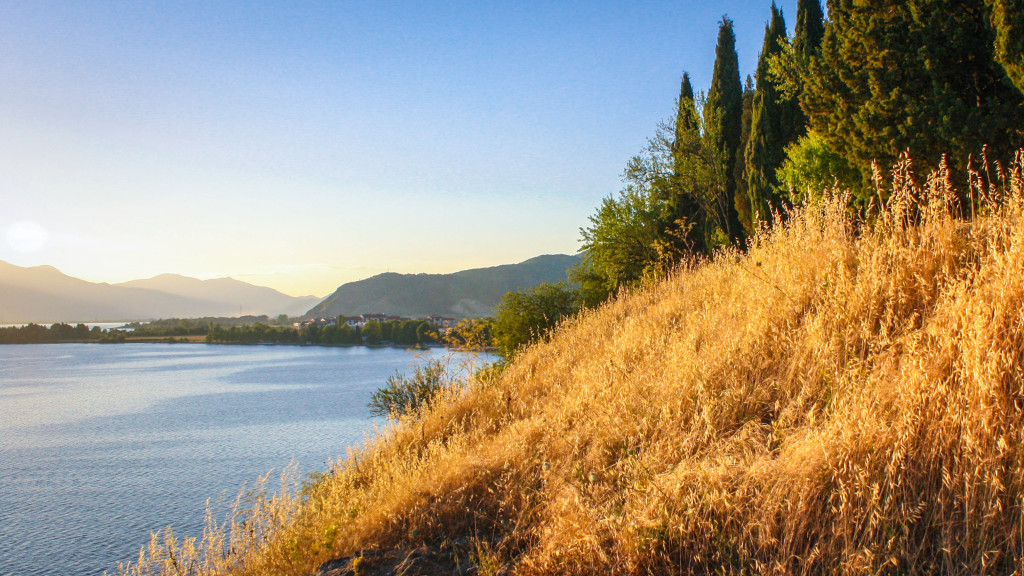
0,261,321,323
307,253,582,319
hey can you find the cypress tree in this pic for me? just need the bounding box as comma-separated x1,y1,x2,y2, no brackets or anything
669,72,707,253
802,0,1024,198
793,0,824,62
745,3,791,227
735,75,756,235
787,0,824,141
673,73,700,165
704,16,744,243
674,73,698,149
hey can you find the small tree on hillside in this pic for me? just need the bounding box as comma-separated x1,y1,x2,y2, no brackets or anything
493,282,579,360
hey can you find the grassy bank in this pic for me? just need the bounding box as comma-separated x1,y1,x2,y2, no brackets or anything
124,156,1024,575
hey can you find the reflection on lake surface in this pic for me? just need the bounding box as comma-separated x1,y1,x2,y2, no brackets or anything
0,343,491,576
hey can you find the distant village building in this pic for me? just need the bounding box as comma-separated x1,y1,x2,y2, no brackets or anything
337,313,404,328
292,317,336,329
427,315,458,328
294,313,459,330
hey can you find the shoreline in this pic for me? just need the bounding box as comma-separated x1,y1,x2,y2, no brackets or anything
0,338,497,352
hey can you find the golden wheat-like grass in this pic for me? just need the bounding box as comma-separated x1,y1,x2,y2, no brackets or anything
122,153,1024,576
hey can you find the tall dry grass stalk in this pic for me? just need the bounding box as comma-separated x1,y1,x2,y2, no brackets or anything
122,152,1024,575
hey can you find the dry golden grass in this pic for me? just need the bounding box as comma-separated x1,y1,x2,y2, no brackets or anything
123,152,1024,576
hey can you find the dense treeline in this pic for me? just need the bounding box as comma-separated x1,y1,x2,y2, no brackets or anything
0,323,102,344
0,317,448,348
484,0,1024,361
123,315,293,337
205,319,439,347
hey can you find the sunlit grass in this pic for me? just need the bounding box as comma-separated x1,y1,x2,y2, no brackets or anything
122,152,1024,575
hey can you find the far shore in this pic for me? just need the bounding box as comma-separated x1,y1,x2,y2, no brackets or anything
0,337,496,352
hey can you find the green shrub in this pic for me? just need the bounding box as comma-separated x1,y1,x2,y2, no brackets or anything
368,359,453,419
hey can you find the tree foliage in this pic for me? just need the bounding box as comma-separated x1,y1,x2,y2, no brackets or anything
793,0,825,63
575,171,672,304
987,0,1024,93
704,16,746,242
745,3,796,227
443,318,495,349
734,75,757,234
671,73,708,253
802,0,1024,199
0,323,99,344
777,130,861,202
671,77,729,252
492,282,579,360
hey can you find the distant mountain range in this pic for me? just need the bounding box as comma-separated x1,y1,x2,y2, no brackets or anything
307,254,582,319
0,253,582,324
0,261,320,324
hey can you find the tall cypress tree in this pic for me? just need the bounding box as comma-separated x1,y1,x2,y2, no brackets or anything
787,0,824,141
793,0,824,63
803,0,1024,198
704,16,744,243
669,73,708,253
675,71,700,154
735,75,756,234
745,3,791,227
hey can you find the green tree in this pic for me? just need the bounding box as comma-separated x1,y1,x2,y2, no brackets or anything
987,0,1024,93
802,0,1024,200
672,88,743,252
765,0,824,139
669,73,733,254
379,320,394,342
777,130,861,202
734,75,757,235
745,3,795,226
361,320,382,345
492,282,579,360
443,318,494,348
669,72,708,253
704,16,745,242
574,174,670,306
334,324,357,345
415,321,435,345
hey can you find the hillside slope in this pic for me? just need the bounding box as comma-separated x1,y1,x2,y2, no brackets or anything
128,163,1024,575
307,254,582,319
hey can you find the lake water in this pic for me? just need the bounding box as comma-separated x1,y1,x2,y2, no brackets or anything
0,343,491,576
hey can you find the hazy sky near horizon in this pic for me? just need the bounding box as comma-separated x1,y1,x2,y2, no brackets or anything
1,1,797,297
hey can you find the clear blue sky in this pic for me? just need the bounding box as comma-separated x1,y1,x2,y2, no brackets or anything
0,0,798,296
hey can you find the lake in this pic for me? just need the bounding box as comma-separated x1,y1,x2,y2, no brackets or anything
0,343,492,576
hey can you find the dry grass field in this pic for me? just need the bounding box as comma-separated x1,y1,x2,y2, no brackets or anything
123,153,1024,576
